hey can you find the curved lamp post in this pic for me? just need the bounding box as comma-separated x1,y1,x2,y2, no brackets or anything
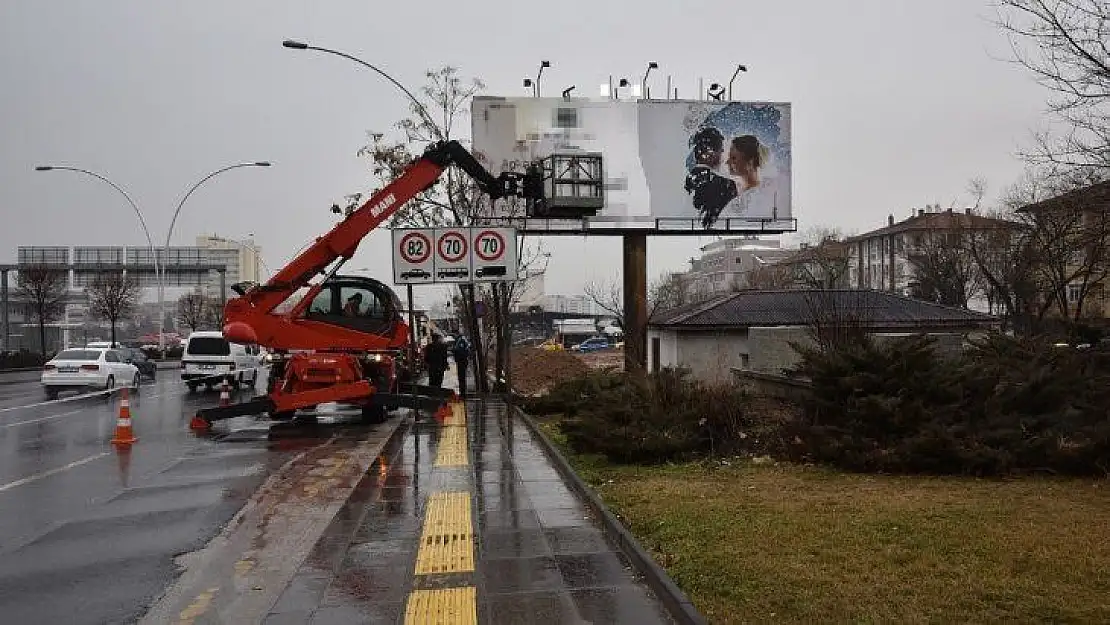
37,162,271,354
282,39,440,138
34,165,160,347
161,162,270,344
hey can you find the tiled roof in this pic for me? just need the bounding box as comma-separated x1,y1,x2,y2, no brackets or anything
1018,179,1110,214
649,289,997,328
846,211,1020,242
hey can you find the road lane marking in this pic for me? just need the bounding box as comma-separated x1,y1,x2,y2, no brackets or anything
0,452,110,494
3,408,86,428
0,381,162,413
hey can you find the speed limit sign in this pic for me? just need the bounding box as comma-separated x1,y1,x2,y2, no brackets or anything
392,229,434,284
472,227,518,282
391,226,519,285
433,228,471,283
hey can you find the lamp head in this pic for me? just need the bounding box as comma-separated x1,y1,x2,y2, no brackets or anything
648,62,659,70
254,161,272,167
540,60,551,68
34,166,53,171
523,78,533,87
282,39,309,50
618,78,630,87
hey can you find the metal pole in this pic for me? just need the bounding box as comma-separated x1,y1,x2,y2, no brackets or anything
407,283,418,416
218,270,226,322
502,283,513,402
1,270,8,352
622,235,648,373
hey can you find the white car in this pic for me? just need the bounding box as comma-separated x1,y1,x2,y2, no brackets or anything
42,348,140,399
180,331,262,391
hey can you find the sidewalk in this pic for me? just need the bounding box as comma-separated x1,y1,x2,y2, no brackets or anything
264,371,675,624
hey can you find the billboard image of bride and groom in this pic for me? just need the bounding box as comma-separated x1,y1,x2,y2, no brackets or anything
471,96,792,231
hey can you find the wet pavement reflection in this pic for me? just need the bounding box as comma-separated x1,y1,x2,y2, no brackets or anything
266,384,675,624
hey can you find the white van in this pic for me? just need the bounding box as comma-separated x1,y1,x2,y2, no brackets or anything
180,331,262,391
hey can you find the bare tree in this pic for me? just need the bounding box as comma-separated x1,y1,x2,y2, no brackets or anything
1005,168,1110,321
648,272,691,312
584,277,624,330
740,263,793,289
86,272,140,346
17,265,67,355
803,289,869,351
995,0,1110,171
778,229,852,290
905,225,981,308
176,291,210,332
348,67,531,392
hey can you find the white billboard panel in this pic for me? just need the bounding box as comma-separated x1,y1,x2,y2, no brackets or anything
471,97,792,231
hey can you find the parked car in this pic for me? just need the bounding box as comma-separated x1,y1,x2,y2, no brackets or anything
41,348,140,399
118,347,156,381
571,337,610,353
180,331,262,391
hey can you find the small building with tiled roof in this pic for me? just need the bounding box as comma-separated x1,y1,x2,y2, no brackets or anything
648,289,998,382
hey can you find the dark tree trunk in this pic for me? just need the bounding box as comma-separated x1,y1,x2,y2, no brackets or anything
38,320,46,356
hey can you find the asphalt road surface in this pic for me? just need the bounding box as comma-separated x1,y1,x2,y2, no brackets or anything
0,370,301,624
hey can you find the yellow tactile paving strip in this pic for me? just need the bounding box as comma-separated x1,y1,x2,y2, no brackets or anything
434,426,470,467
403,586,478,625
442,401,466,427
414,491,475,575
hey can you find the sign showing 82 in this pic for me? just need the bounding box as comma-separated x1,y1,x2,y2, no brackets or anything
398,231,432,264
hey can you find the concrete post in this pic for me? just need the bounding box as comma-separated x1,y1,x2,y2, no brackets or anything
622,234,647,373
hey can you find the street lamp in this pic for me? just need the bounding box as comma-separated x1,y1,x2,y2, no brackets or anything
641,62,658,99
728,64,748,100
34,165,160,345
535,60,550,98
37,161,271,355
161,162,271,347
282,39,440,138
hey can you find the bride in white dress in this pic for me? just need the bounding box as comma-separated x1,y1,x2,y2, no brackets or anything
722,135,783,219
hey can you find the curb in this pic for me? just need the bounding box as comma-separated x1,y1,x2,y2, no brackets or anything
512,405,708,625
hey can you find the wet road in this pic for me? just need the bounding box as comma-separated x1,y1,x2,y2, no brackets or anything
0,372,299,624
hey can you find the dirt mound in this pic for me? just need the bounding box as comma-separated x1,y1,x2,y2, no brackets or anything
510,347,589,396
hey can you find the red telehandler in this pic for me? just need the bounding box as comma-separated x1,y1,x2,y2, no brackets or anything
191,140,543,429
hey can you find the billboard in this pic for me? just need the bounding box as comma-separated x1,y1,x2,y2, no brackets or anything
471,97,792,232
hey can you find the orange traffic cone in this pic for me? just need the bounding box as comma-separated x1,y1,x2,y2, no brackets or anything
219,379,231,408
189,412,210,432
111,387,138,446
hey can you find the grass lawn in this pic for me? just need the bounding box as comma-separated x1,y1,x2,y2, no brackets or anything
537,420,1110,624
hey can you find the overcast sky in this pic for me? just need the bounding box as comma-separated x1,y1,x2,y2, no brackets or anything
0,1,1049,308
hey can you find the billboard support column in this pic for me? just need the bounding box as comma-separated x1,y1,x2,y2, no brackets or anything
623,235,647,373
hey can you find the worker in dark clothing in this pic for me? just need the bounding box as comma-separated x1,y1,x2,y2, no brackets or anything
424,333,450,388
452,335,471,397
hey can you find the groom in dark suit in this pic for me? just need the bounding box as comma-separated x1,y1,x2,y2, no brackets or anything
684,126,738,228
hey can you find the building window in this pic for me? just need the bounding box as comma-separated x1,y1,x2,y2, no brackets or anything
1068,283,1083,302
740,353,750,369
